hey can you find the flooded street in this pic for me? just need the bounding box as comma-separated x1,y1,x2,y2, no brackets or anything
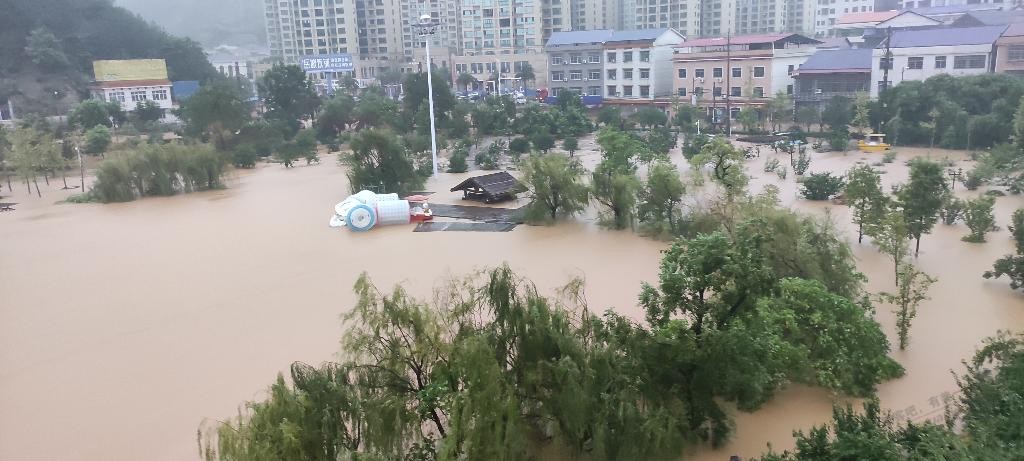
1,144,1022,461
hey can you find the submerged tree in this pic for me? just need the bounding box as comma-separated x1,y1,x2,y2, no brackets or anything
638,161,685,235
878,264,936,350
984,208,1024,291
962,195,996,243
521,154,589,223
690,137,748,197
342,128,425,194
870,209,911,285
591,162,640,229
897,159,948,256
845,164,888,243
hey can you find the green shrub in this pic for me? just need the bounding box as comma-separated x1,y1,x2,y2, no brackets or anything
232,145,258,168
447,147,468,173
800,172,845,200
91,144,226,203
882,151,896,163
794,150,811,176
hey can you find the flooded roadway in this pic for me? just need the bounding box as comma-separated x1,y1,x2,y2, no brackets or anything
1,143,1022,461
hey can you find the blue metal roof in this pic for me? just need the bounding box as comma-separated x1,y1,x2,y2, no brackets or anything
607,28,670,43
888,25,1006,48
910,4,1001,16
797,49,872,73
171,81,200,101
545,30,614,47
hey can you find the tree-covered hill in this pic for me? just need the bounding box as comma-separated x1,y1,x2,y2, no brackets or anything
1,0,219,116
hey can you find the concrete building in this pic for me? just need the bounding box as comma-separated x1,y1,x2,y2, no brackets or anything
994,22,1024,75
603,29,686,106
544,30,613,97
89,60,174,116
673,33,820,123
355,0,405,78
572,0,622,31
870,25,1006,97
622,0,700,36
263,0,360,65
792,48,872,111
814,0,880,37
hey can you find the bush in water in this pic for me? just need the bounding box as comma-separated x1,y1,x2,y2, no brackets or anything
90,144,226,203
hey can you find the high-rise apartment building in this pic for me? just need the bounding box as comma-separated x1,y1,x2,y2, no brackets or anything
625,0,815,38
623,0,700,36
264,0,360,63
355,0,405,76
571,0,622,30
813,0,878,37
400,0,460,60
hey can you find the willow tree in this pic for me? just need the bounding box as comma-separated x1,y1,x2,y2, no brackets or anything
591,162,640,229
690,137,749,198
521,154,589,223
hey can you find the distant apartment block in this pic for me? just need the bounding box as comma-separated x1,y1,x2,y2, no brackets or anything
792,48,872,111
813,0,880,37
545,30,613,97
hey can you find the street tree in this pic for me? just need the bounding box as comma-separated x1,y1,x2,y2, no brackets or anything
797,105,820,132
737,107,760,133
342,129,425,194
631,106,667,129
521,154,589,223
851,92,871,135
897,159,948,256
878,264,936,350
530,131,555,154
315,94,355,141
596,105,622,127
767,92,793,132
690,137,748,196
870,209,911,285
591,161,640,229
845,164,887,243
69,99,113,129
801,172,845,200
133,100,163,124
962,195,996,243
456,72,477,91
673,104,702,133
562,136,578,156
514,63,535,87
402,70,456,125
353,90,400,129
180,81,249,150
259,64,320,128
638,161,684,233
83,125,112,155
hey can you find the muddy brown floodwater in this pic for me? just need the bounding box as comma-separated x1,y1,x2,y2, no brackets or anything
1,142,1022,461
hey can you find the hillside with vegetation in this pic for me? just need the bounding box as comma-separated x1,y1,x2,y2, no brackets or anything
1,0,218,116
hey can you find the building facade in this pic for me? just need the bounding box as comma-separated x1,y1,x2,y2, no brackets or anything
815,1,884,37
869,25,1005,97
995,23,1024,75
264,0,361,64
792,48,872,111
673,33,819,122
89,60,174,116
545,30,613,97
603,29,686,103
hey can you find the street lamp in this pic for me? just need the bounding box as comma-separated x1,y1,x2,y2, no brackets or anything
415,14,440,176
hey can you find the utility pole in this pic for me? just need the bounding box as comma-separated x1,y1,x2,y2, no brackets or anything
725,32,732,137
882,27,893,94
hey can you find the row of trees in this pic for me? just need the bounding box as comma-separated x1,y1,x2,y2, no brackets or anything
202,182,911,458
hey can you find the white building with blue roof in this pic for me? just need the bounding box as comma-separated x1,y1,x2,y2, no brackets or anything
870,24,1008,97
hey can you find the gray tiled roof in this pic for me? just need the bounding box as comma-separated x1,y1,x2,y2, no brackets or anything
545,30,614,47
796,48,872,73
607,28,670,43
888,25,1007,48
910,4,1001,16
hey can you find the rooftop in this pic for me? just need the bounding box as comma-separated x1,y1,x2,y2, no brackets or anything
680,33,820,48
794,48,872,74
90,79,172,89
954,9,1024,26
836,10,899,25
910,4,1001,16
887,24,1007,48
545,30,614,47
606,28,670,43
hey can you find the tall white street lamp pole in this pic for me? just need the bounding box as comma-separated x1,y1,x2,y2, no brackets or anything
418,14,440,175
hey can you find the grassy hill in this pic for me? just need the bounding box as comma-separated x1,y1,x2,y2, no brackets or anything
1,0,219,117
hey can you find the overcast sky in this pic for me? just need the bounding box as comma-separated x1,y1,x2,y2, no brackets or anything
114,0,267,48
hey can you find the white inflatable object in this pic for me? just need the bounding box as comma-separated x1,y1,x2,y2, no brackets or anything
346,204,376,232
329,214,345,228
377,193,400,202
352,190,380,205
376,200,411,225
334,197,359,216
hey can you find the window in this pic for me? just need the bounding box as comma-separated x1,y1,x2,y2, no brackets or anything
732,67,741,78
1009,46,1024,63
713,86,722,97
788,64,795,75
879,57,892,70
678,87,687,96
551,87,561,97
678,68,687,78
623,51,633,62
753,66,765,78
588,52,601,63
552,55,564,65
753,87,764,97
953,55,986,69
730,107,740,119
569,70,582,80
552,71,565,81
110,91,125,103
607,52,617,63
589,70,601,80
588,86,601,96
640,68,650,79
130,90,148,102
787,84,793,95
640,50,650,62
935,56,947,68
607,69,617,80
151,89,168,101
713,67,723,78
730,86,741,97
623,85,633,96
877,80,892,92
640,85,650,97
907,56,923,69
694,68,704,78
569,54,582,64
607,85,618,96
624,69,634,79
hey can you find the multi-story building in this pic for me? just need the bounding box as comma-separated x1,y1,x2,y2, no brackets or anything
89,60,174,116
995,23,1024,75
572,0,622,31
603,29,686,106
545,30,613,97
264,0,360,65
673,33,820,122
622,0,699,36
813,0,882,37
400,0,459,66
869,25,1006,97
355,0,405,78
792,48,872,112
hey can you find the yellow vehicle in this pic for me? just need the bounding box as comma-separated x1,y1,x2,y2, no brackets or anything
858,133,891,152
